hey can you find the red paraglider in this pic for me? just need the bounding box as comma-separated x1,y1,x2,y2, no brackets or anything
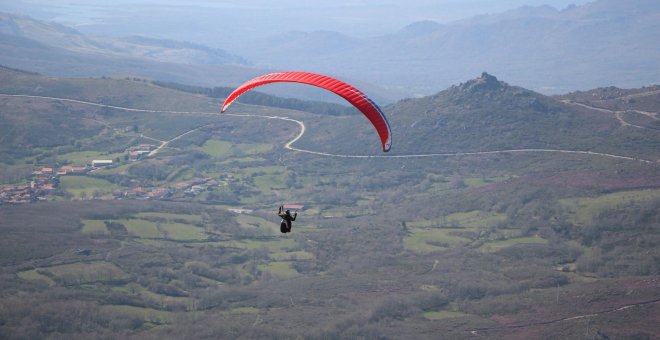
220,71,392,152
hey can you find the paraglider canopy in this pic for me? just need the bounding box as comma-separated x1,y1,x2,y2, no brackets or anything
221,71,392,152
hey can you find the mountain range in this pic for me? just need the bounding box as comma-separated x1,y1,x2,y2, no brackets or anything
0,12,278,95
0,12,400,104
1,0,658,102
235,0,659,95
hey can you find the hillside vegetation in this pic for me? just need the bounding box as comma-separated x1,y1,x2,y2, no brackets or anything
0,68,658,339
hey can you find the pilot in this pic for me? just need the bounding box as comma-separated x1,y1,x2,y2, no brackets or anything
277,205,297,233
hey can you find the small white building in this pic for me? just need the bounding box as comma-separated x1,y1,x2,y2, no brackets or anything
92,160,113,167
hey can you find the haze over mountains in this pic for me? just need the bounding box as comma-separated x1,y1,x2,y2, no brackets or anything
237,0,659,95
0,12,265,90
0,0,594,39
1,0,658,101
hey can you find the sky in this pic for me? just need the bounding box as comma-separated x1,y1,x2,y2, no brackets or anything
2,0,595,39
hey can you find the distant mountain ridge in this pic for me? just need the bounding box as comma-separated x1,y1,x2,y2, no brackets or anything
0,12,402,104
233,0,660,96
0,11,277,95
0,12,248,65
2,0,658,102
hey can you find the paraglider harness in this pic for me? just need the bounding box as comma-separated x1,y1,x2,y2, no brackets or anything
278,205,297,233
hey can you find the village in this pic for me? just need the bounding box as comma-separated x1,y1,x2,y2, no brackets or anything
0,165,86,204
111,177,220,201
1,144,221,204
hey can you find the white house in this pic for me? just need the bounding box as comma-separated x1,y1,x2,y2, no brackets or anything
92,160,113,167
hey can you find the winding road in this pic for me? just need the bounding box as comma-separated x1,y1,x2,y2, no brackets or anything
2,94,658,163
147,123,213,156
561,99,660,132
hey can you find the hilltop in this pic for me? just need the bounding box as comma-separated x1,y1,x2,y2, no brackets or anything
299,73,660,161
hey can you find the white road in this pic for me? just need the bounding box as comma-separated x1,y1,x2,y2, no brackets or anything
147,123,213,156
561,99,660,132
2,94,657,163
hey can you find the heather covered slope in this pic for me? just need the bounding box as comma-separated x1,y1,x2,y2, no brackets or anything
299,73,660,161
0,69,658,339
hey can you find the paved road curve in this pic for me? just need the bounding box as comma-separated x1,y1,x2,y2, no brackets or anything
2,94,657,163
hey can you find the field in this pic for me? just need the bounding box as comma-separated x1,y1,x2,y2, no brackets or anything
560,189,660,226
59,176,120,198
477,236,548,253
112,217,206,241
158,222,205,240
81,219,109,234
92,163,132,176
404,229,471,253
257,261,299,278
202,140,273,159
36,262,129,286
236,214,279,234
404,210,513,253
201,140,232,158
135,212,205,224
17,269,56,286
